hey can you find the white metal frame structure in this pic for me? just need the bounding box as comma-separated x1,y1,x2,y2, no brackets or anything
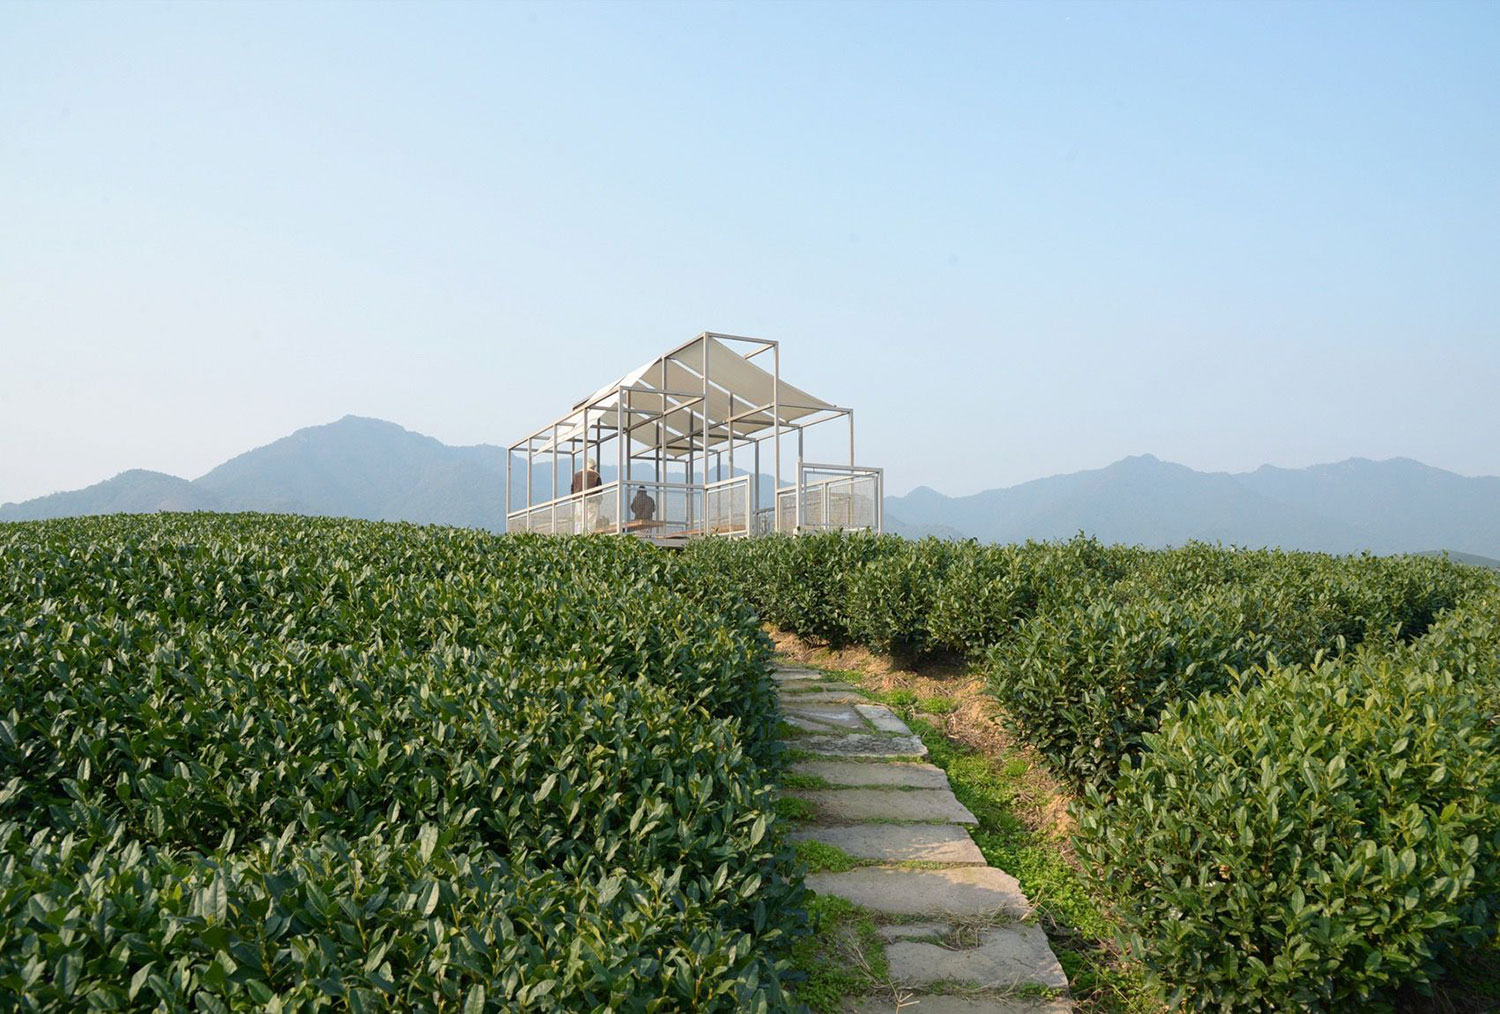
506,333,883,542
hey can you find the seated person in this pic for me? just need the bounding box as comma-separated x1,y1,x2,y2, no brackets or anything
630,486,657,522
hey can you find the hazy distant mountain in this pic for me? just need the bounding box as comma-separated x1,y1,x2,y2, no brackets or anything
190,416,508,530
5,420,1498,558
1,417,759,532
3,469,221,519
0,417,513,531
886,454,1500,558
883,512,969,541
1235,458,1500,559
1415,550,1500,571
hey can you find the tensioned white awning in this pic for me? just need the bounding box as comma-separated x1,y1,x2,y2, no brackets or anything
533,336,837,456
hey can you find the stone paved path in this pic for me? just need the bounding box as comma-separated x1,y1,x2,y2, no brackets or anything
775,665,1072,1014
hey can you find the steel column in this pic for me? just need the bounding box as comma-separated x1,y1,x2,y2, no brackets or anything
772,343,781,533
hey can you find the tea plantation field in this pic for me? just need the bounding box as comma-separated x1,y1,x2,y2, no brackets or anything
688,534,1500,1011
0,515,800,1012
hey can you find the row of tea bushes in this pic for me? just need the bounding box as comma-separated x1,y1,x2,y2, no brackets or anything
982,552,1492,793
1077,644,1500,1011
685,532,1140,658
686,532,1500,1008
0,515,800,1012
687,533,1489,789
1043,571,1500,1009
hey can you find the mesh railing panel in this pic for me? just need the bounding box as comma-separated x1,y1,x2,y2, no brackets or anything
705,477,751,536
510,483,621,535
765,469,880,534
775,490,797,534
801,470,878,532
510,469,878,537
618,481,703,535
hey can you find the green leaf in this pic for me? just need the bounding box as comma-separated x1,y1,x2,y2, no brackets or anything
129,963,154,1001
207,874,228,924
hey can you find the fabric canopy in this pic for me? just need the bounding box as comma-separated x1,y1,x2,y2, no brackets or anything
533,336,837,456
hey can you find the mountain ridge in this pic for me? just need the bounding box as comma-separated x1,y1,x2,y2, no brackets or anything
5,416,1498,557
886,453,1500,557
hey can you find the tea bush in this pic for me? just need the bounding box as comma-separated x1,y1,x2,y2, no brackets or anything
1316,553,1493,646
985,583,1284,790
926,535,1134,654
1412,589,1500,694
844,537,958,659
1075,653,1500,1011
690,532,1142,661
0,514,801,1012
983,549,1488,792
686,532,892,646
925,542,1037,653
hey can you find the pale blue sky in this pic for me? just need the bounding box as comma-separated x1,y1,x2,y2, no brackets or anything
3,0,1497,503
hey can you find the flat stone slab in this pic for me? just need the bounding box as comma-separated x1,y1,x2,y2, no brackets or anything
776,679,832,693
789,824,986,864
789,759,950,789
887,924,1068,991
855,703,912,735
782,703,868,730
773,668,822,681
780,690,867,705
846,997,1073,1014
790,788,977,824
786,714,841,732
877,921,950,941
779,681,859,695
805,867,1030,919
797,733,928,759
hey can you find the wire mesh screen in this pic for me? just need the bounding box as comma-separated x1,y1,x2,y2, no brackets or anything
509,469,879,538
510,483,621,535
795,468,881,533
617,481,703,535
705,476,751,536
575,487,620,534
775,490,798,534
754,507,777,535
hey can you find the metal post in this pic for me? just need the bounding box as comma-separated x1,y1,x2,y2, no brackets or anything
849,409,855,467
526,439,532,515
659,357,668,518
772,342,781,533
505,443,512,532
752,437,760,530
795,426,804,534
552,424,559,503
617,393,626,534
701,337,709,535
